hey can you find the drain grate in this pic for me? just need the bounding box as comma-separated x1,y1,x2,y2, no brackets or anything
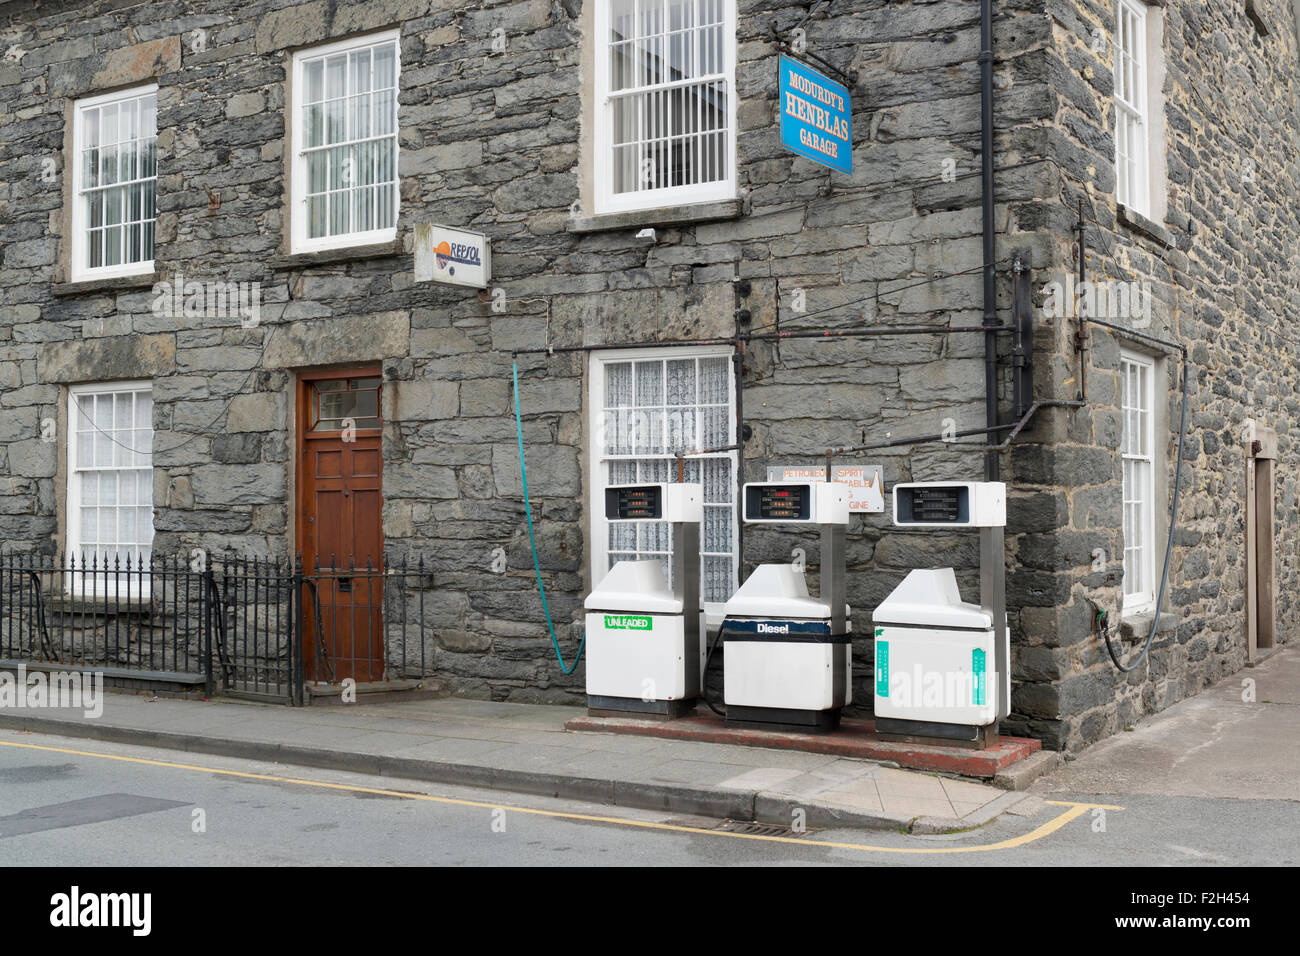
711,819,804,838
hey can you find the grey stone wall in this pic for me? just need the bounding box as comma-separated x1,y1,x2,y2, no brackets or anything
997,0,1300,750
0,0,1290,749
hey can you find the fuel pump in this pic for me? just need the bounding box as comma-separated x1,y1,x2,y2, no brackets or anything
718,481,852,731
872,481,1009,747
584,483,704,718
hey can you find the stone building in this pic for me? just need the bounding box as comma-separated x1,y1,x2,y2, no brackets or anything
0,0,1293,751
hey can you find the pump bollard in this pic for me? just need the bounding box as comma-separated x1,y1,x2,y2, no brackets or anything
718,482,853,733
583,483,703,718
872,482,1008,748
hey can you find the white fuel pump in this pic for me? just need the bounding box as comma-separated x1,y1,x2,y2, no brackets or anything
719,481,852,731
584,483,704,718
872,481,1009,746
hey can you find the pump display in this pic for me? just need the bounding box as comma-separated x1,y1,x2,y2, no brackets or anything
872,481,1009,746
584,483,704,718
718,481,852,731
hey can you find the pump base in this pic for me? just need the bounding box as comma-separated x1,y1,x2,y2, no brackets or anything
724,704,842,734
587,695,697,720
874,716,999,750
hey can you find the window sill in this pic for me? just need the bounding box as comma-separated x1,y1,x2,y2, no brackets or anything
568,198,745,235
1116,204,1174,249
271,239,404,269
1118,609,1178,640
53,272,159,297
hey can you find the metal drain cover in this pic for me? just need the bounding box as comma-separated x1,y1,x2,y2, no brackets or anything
711,819,805,838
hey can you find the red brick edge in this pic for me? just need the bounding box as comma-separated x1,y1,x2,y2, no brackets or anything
565,713,1040,778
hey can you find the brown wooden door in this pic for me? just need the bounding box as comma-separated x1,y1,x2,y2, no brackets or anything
297,369,384,682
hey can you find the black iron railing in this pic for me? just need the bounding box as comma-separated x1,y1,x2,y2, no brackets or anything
0,551,437,705
0,552,210,682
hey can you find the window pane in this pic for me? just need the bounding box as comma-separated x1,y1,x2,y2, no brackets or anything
666,358,695,406
307,195,326,237
305,104,324,148
101,144,119,185
307,150,327,193
326,53,347,99
373,43,396,89
375,138,395,183
101,103,118,146
82,107,99,147
326,98,345,144
305,59,325,103
376,183,395,229
349,93,371,141
103,225,122,266
374,88,396,135
350,49,371,95
605,362,633,407
635,361,662,406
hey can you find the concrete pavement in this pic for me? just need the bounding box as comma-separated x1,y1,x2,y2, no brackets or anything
1033,646,1300,802
0,692,1032,834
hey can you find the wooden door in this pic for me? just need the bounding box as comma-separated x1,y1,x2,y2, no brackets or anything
297,369,385,682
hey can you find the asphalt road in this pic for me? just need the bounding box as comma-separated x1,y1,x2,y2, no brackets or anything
1,732,1296,867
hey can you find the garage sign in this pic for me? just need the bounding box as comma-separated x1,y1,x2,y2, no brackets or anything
778,53,852,174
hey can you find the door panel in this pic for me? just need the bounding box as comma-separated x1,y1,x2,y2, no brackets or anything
298,371,384,682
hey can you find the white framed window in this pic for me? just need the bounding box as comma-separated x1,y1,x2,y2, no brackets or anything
290,31,400,254
593,0,737,215
1114,0,1149,215
588,348,738,618
1120,351,1156,615
67,383,155,582
70,85,158,282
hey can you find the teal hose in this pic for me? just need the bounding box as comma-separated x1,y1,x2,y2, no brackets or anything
513,362,585,674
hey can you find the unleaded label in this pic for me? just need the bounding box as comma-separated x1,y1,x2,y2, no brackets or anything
604,614,652,631
875,639,889,698
972,648,987,706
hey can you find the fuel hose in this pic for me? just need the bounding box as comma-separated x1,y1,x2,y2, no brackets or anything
513,362,585,674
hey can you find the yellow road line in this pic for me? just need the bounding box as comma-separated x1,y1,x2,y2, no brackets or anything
0,738,1121,855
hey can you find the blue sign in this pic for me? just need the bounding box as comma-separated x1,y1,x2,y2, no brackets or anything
778,53,852,174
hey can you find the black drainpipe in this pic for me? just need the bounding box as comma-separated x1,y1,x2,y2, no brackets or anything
980,0,1000,482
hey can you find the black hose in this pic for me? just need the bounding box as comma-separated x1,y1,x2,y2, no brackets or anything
1103,351,1190,671
698,623,727,717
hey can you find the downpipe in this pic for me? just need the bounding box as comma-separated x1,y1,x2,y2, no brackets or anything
980,0,999,483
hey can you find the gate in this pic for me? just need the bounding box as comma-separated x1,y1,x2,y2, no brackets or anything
301,555,431,690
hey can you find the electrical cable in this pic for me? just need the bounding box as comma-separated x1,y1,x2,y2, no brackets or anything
512,361,585,674
736,258,1014,340
71,332,271,456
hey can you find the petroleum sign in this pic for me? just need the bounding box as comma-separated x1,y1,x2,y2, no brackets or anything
414,223,492,288
778,54,853,174
766,464,884,513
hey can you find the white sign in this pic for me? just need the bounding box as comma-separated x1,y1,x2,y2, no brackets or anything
414,223,491,288
765,464,885,514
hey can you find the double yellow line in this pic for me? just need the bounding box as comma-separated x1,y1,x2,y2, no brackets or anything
0,738,1122,855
